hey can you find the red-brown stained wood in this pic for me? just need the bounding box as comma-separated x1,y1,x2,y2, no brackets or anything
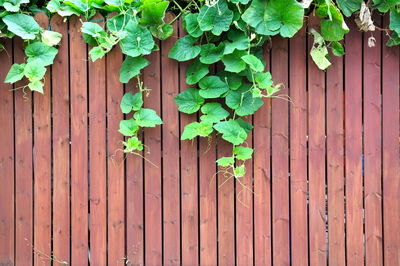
14,36,33,266
363,14,383,266
253,47,272,266
289,25,308,266
69,15,89,265
345,20,364,266
307,14,327,266
179,20,200,266
382,16,400,266
106,35,125,266
143,41,163,266
326,42,345,265
33,12,52,266
271,36,290,266
161,14,181,265
88,14,107,266
51,15,71,265
0,38,14,266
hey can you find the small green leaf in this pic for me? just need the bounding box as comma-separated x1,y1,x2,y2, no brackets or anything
28,80,44,93
390,8,400,35
24,62,46,82
217,156,234,167
119,119,139,136
233,146,253,160
183,13,203,38
181,121,213,140
331,41,345,56
241,54,264,72
200,43,225,64
81,22,106,38
120,21,155,57
225,84,263,116
310,29,331,70
223,30,250,54
5,63,25,83
218,71,243,90
174,88,205,114
200,103,230,123
168,35,201,62
234,165,246,177
236,118,253,134
120,56,150,83
25,42,58,66
255,72,273,89
197,0,233,35
41,30,62,46
134,108,163,127
372,0,400,13
140,0,169,26
222,50,247,73
123,136,143,152
186,60,209,85
89,46,106,62
213,119,248,145
198,76,229,98
120,92,143,114
3,13,42,40
336,0,362,17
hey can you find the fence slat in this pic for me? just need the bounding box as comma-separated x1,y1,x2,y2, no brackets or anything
345,20,364,265
51,14,70,264
0,38,14,266
289,25,308,266
161,15,181,265
33,12,52,266
69,16,89,265
271,36,290,266
14,36,33,266
326,41,345,265
143,42,163,265
363,14,383,266
253,47,272,266
88,14,107,266
382,16,400,266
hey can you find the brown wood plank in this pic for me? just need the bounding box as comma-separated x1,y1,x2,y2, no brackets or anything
0,38,14,266
271,36,290,265
161,14,181,265
326,41,345,265
69,15,89,265
382,16,400,266
179,22,200,266
88,14,107,266
51,15,71,265
289,25,308,266
14,36,33,266
253,47,272,266
363,14,383,266
143,41,163,266
106,34,125,266
344,20,364,265
33,12,52,265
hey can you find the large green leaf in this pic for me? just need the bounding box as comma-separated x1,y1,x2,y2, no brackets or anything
3,13,41,40
197,0,233,35
181,121,213,140
200,103,230,123
2,0,29,12
336,0,362,16
200,43,225,64
242,0,274,35
372,0,400,12
120,21,155,57
213,119,248,145
233,146,253,160
222,50,247,73
319,3,349,41
241,54,264,72
168,35,201,61
225,84,263,116
186,59,209,85
25,42,58,66
183,13,203,38
5,63,25,83
81,22,106,38
223,30,250,54
120,56,150,83
218,71,243,90
133,108,163,127
390,8,400,34
120,92,143,114
41,30,62,46
174,88,204,114
24,62,46,82
140,0,169,26
198,76,229,98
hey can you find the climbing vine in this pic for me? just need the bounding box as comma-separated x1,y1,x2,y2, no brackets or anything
1,0,400,177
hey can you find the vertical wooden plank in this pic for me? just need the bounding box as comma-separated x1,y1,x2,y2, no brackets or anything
345,20,364,265
363,14,383,266
271,36,290,265
289,26,308,266
161,14,180,265
69,16,89,265
33,12,52,265
51,14,71,265
14,36,33,266
307,15,327,266
88,14,107,266
106,33,125,266
236,118,253,266
326,42,345,265
0,38,14,266
382,16,400,266
179,23,200,266
143,41,163,266
253,48,272,266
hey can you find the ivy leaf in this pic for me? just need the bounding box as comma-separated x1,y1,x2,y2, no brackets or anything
168,35,201,61
120,56,150,83
120,21,155,57
216,156,234,167
140,0,169,26
233,146,253,160
200,103,230,123
222,50,247,73
310,29,331,70
186,59,209,85
226,84,264,116
25,42,58,66
336,0,362,17
197,0,233,35
134,108,163,127
174,88,204,114
119,119,139,136
255,72,273,89
3,13,42,40
234,165,246,177
223,30,250,54
81,22,106,38
41,30,62,46
242,0,274,35
241,54,264,72
120,92,143,114
28,80,44,93
181,121,213,140
183,13,203,38
24,62,46,82
5,63,26,83
264,0,304,38
372,0,400,12
198,76,229,98
213,119,248,145
123,136,143,152
200,43,225,64
331,41,345,56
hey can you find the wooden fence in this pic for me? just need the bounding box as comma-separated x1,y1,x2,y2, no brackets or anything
0,13,399,266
